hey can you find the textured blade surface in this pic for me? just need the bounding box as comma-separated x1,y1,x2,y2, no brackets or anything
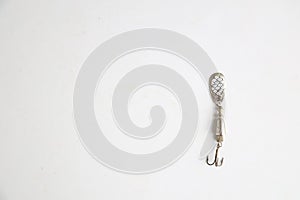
209,73,225,105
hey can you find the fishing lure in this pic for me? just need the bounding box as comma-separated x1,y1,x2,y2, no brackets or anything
206,72,226,167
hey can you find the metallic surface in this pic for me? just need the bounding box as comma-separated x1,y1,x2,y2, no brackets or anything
206,73,226,167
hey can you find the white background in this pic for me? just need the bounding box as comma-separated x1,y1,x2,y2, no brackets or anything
1,0,300,199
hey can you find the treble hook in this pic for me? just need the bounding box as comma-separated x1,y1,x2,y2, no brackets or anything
206,142,224,167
